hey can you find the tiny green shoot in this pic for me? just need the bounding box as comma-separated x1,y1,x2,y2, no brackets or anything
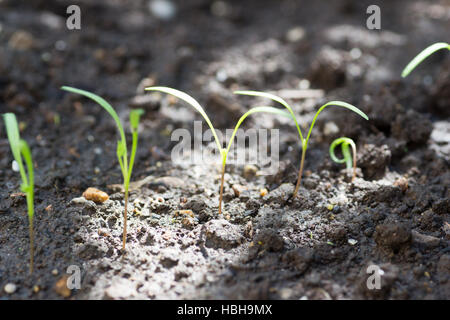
234,91,368,198
329,137,357,182
61,86,144,251
145,86,293,215
401,42,450,78
3,113,35,274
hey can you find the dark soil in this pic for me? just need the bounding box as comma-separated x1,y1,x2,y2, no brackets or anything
0,0,449,300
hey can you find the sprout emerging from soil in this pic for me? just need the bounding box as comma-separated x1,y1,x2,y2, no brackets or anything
401,42,450,78
61,86,144,251
2,113,35,274
329,137,357,182
234,91,368,198
145,87,293,215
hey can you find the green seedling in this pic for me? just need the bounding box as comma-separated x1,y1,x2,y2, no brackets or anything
145,86,293,215
3,113,35,274
401,42,450,78
329,137,357,182
234,91,368,198
61,86,144,251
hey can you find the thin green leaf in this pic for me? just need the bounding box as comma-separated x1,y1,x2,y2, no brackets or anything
401,42,450,78
61,86,127,148
3,113,28,185
146,86,223,153
305,101,368,147
329,137,355,169
61,86,129,182
19,139,34,218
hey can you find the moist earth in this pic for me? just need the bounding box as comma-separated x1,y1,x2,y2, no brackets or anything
0,0,449,299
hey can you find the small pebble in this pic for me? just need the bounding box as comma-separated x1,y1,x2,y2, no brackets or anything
33,285,40,293
243,164,258,179
82,187,109,203
323,122,339,136
52,269,59,276
176,209,194,218
4,283,17,294
286,26,305,43
348,239,358,246
149,0,177,20
260,188,268,197
54,276,71,298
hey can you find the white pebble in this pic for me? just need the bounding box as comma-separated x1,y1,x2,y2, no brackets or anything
12,160,20,172
323,122,339,136
4,283,17,294
348,239,358,246
286,26,305,43
149,0,176,20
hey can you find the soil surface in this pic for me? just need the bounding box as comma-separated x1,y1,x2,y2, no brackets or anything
0,0,449,300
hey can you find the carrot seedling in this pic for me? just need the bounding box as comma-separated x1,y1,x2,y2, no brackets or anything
3,113,35,274
61,86,144,250
329,137,357,182
234,91,368,198
145,86,293,215
401,42,450,78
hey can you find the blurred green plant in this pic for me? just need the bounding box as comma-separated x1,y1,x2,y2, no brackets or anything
3,113,35,273
61,86,144,251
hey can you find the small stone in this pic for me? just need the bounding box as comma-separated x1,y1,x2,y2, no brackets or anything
129,94,160,111
175,209,194,218
411,230,440,248
393,177,408,192
8,30,34,50
323,121,339,136
232,184,248,197
243,164,258,179
82,187,109,203
348,239,358,246
265,183,295,204
98,228,110,237
136,77,156,94
260,188,268,197
4,283,17,294
33,285,40,293
279,288,293,299
148,0,176,20
52,269,59,276
286,26,305,43
54,276,71,298
326,204,334,211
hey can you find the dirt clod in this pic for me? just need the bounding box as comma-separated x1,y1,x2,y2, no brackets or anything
203,219,243,250
374,223,411,253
